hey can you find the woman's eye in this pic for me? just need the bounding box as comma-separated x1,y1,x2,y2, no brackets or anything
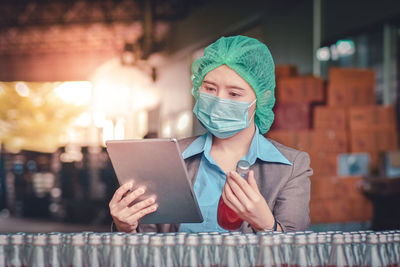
206,87,216,91
229,92,241,97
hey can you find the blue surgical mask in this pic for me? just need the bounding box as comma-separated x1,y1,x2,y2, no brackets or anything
193,92,256,139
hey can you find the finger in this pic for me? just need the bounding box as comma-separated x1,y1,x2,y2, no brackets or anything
227,177,252,208
126,203,158,224
122,195,156,218
110,181,134,206
229,171,258,201
221,188,240,214
224,182,246,213
247,171,260,193
118,186,146,209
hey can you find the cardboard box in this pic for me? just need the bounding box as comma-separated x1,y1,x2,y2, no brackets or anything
309,152,338,176
310,199,331,224
350,130,398,152
267,130,348,153
327,68,376,107
312,130,348,153
266,130,298,148
310,176,338,200
277,76,325,103
272,103,311,130
329,67,375,84
275,65,298,80
327,82,375,107
336,176,363,199
313,106,347,130
349,105,397,131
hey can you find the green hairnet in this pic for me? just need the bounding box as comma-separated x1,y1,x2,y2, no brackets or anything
191,35,276,134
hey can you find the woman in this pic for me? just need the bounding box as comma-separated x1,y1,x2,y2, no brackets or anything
109,35,312,233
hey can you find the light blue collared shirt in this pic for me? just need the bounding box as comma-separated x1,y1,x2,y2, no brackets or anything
179,126,292,233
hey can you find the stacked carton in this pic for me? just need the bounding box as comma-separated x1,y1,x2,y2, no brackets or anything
267,66,399,224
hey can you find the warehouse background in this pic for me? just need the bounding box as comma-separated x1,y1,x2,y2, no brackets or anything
0,0,400,232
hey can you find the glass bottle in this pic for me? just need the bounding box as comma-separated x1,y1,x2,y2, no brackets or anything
316,234,328,267
108,234,124,267
361,233,384,267
47,233,63,267
359,232,367,256
164,235,179,267
385,233,397,267
377,234,390,267
289,234,309,267
145,235,165,267
255,234,276,267
281,234,294,267
0,234,8,267
327,234,349,267
101,233,112,266
211,234,222,267
220,235,239,267
198,235,214,267
307,234,323,267
7,233,26,267
342,234,356,267
217,160,250,230
393,233,400,267
351,234,362,267
30,234,47,267
67,234,88,267
126,235,141,267
236,235,251,267
246,234,259,267
182,234,200,267
86,233,103,267
139,234,151,267
23,233,34,265
175,233,187,267
272,234,284,267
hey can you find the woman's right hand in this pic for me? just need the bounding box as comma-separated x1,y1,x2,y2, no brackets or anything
109,181,158,233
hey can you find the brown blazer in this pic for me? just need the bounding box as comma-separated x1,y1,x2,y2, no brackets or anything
138,136,312,233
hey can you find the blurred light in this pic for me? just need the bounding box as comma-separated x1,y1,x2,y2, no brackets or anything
7,109,17,119
49,203,60,213
102,120,114,145
15,82,30,97
138,111,148,137
336,40,355,56
54,81,92,105
75,112,91,127
91,58,160,118
35,112,45,123
0,85,4,95
316,47,330,61
93,111,107,128
177,111,191,132
162,123,171,137
50,187,62,198
330,44,339,60
114,118,125,140
60,144,83,162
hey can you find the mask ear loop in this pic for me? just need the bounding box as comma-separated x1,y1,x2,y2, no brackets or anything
249,99,257,122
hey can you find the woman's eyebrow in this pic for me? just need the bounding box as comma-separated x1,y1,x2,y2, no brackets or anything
226,85,245,91
203,80,245,91
203,80,217,86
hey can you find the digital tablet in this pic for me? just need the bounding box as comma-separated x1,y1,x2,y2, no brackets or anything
106,138,203,224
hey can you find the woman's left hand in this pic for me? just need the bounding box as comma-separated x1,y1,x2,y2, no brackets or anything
221,170,277,231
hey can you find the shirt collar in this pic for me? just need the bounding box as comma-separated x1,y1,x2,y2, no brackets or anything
182,126,292,166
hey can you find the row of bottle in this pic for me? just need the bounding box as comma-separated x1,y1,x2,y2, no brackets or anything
0,230,399,267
